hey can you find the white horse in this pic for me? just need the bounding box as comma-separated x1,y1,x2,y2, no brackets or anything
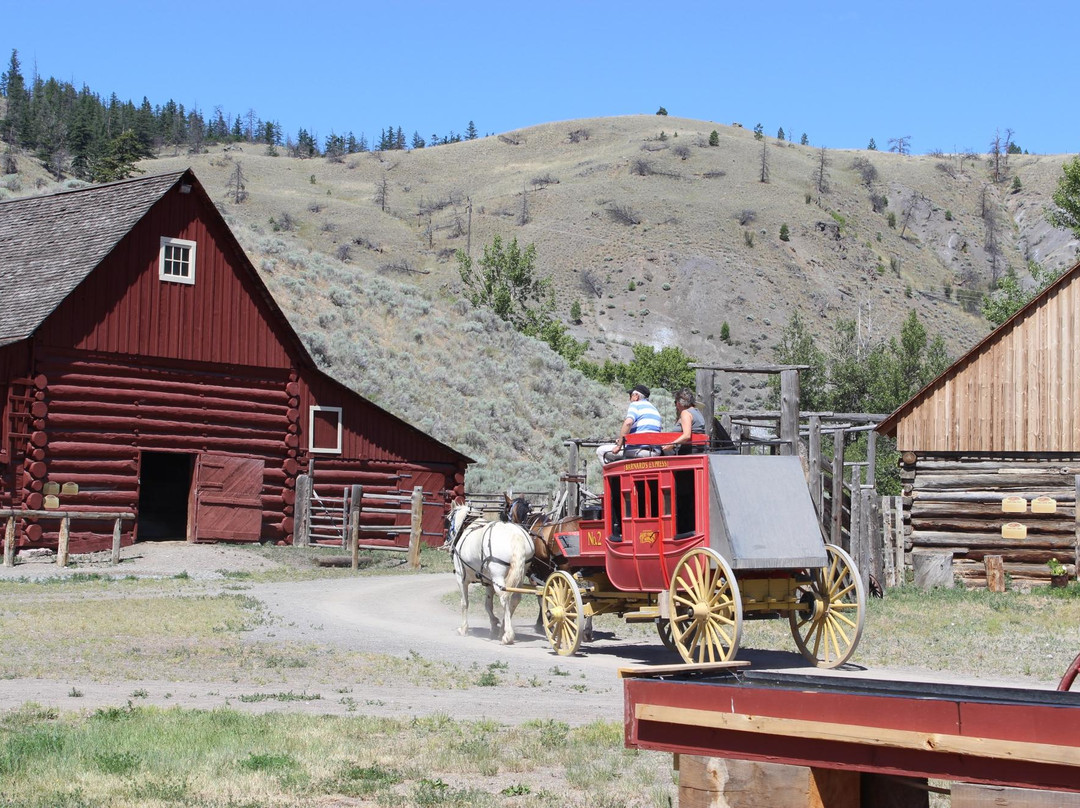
446,504,535,645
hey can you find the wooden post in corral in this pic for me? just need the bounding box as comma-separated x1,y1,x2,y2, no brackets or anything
111,517,122,565
830,430,845,547
696,368,715,445
349,484,363,571
407,486,423,569
866,430,877,488
566,442,579,518
849,466,862,564
294,473,312,546
3,517,14,567
808,415,823,516
867,489,883,587
56,516,70,567
778,369,799,457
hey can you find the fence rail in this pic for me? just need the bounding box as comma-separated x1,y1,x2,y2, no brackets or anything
1,509,136,567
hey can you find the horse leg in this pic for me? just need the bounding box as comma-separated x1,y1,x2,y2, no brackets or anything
457,577,470,637
534,594,544,631
499,590,522,645
484,585,501,640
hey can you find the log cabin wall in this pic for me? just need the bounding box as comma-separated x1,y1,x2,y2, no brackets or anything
901,453,1080,587
24,350,296,550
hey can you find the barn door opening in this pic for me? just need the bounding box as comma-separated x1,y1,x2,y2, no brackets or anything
192,453,265,543
137,452,195,541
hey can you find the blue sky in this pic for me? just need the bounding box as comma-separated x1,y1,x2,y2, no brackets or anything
6,0,1078,155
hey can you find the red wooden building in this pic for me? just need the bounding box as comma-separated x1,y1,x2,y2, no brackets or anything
0,169,470,552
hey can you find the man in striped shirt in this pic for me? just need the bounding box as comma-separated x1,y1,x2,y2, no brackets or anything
597,384,663,464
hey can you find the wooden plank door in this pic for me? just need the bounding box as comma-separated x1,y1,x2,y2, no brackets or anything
192,453,264,542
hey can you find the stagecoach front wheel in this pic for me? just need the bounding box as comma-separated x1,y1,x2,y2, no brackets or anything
542,571,584,656
789,544,866,668
668,548,743,664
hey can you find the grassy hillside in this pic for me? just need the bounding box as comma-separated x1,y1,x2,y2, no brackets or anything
4,116,1077,491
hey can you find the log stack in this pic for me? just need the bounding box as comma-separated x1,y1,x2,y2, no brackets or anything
902,455,1080,587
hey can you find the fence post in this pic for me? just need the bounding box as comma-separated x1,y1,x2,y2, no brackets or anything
849,466,862,566
808,415,822,516
566,442,579,518
830,429,845,546
3,517,14,567
57,516,70,567
866,430,878,489
408,486,423,569
349,484,363,571
778,369,799,456
111,517,122,565
893,495,905,585
294,474,311,546
1074,475,1079,579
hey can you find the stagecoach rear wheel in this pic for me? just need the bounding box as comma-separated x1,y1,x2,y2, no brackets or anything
655,618,677,653
668,548,743,664
789,544,866,668
542,571,584,656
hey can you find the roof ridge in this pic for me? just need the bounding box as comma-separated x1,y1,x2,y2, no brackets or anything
0,169,189,207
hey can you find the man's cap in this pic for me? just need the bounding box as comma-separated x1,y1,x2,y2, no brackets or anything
629,384,650,398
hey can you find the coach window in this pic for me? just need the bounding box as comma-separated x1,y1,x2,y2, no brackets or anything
309,406,343,454
673,469,697,536
159,237,196,285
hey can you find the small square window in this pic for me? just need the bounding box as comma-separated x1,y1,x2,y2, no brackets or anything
159,237,196,285
309,406,343,454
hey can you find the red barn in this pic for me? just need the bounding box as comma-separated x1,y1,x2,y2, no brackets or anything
0,169,470,552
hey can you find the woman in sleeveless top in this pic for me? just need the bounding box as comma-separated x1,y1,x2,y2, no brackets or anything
665,388,706,455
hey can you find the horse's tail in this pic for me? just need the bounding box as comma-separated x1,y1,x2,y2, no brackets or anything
506,527,533,590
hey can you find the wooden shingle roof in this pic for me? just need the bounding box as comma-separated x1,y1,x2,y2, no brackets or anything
0,170,187,346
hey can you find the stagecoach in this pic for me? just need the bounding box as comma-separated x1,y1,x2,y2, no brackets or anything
532,431,866,668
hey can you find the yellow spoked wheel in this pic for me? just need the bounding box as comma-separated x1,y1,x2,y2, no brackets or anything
542,571,584,656
668,548,742,664
789,544,866,668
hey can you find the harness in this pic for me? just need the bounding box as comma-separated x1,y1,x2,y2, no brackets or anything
447,511,518,592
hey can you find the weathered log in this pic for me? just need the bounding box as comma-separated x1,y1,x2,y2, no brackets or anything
911,517,1075,535
912,550,953,589
41,368,288,401
912,459,1080,472
916,473,1073,490
914,490,1076,503
911,501,1075,518
911,531,1074,549
48,386,289,415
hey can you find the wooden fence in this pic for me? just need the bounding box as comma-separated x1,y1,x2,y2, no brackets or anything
2,509,136,567
293,475,425,569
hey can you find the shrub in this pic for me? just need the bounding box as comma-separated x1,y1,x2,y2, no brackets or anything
720,321,731,342
1012,176,1022,192
628,280,637,291
744,230,754,247
887,211,897,228
709,130,719,146
779,223,790,241
945,209,953,221
738,209,756,226
570,300,582,322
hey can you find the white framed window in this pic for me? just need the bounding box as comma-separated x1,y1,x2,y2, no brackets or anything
309,406,343,454
159,236,196,285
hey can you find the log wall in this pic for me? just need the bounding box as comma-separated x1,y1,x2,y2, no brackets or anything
22,351,296,551
902,454,1080,587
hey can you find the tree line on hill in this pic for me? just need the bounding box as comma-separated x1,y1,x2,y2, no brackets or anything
0,49,478,183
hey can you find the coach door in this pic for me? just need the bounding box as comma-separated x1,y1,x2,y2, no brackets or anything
191,453,265,542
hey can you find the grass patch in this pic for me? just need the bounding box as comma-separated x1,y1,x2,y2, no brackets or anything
0,707,674,807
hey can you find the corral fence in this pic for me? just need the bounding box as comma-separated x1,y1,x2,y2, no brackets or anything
293,475,433,569
2,509,136,567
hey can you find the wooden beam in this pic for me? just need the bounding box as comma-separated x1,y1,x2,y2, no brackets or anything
349,484,363,571
408,486,423,569
3,517,14,568
634,703,1080,768
57,516,70,567
952,782,1080,807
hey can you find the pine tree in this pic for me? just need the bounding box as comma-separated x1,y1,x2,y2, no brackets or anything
709,130,719,146
867,137,877,151
777,127,785,141
753,123,764,140
412,131,425,149
800,133,809,146
465,120,478,140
